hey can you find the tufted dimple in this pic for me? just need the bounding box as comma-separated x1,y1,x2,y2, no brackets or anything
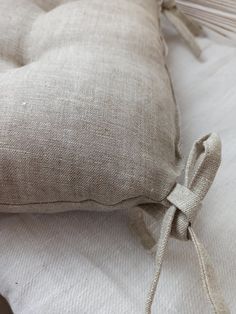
0,0,44,68
0,0,75,70
0,0,163,68
23,0,162,64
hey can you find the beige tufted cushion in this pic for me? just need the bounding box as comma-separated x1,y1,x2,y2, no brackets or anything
0,0,181,213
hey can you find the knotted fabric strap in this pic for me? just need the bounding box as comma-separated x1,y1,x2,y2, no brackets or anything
145,133,230,313
161,0,202,58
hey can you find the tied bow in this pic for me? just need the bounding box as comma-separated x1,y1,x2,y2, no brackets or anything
145,133,230,313
130,134,230,313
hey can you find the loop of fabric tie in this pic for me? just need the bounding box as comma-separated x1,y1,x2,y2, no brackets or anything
167,183,202,240
161,0,203,58
144,133,230,313
167,133,221,240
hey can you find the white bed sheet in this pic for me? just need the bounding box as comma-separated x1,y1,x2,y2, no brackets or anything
0,29,235,314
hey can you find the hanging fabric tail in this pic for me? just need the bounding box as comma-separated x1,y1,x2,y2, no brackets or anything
176,0,236,41
146,133,230,313
130,134,230,313
161,0,203,58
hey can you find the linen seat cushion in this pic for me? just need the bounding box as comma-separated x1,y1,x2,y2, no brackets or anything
0,0,181,213
0,30,234,314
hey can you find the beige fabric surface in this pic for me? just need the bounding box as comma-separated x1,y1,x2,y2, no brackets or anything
0,0,181,213
0,24,235,314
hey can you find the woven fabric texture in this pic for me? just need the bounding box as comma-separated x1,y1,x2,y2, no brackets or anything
0,19,235,314
0,0,181,213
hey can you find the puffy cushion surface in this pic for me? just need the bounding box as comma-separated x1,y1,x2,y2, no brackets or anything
0,0,180,213
5,2,235,314
0,33,235,314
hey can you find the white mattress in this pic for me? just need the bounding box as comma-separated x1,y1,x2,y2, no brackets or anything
0,28,235,313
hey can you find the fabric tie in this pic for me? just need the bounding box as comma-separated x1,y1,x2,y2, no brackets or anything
161,0,203,58
129,133,230,313
144,133,230,313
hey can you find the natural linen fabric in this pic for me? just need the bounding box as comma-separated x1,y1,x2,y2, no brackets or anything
0,0,181,213
0,25,234,314
0,0,229,313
